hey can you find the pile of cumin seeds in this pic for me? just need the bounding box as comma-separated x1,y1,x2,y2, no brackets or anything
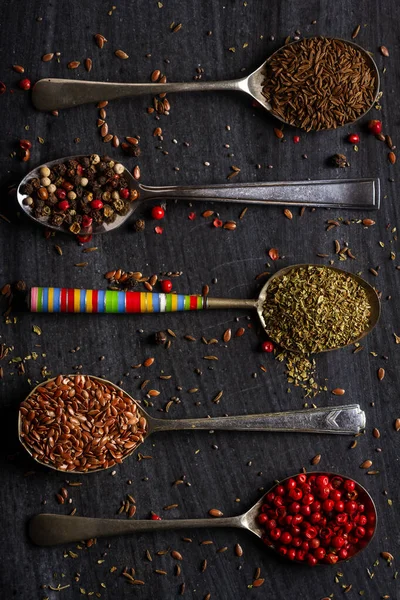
262,37,377,131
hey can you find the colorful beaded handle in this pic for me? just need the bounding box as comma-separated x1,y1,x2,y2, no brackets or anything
30,287,204,313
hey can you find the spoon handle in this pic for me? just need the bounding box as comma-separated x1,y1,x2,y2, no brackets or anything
139,178,380,209
29,287,256,313
29,513,243,546
150,405,365,435
32,78,243,111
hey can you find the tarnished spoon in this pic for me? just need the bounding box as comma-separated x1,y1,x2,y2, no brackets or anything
29,264,381,354
16,155,381,236
29,471,377,569
18,374,366,474
32,38,380,130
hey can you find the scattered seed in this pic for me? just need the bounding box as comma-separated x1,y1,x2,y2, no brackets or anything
235,328,245,337
84,58,93,72
68,61,80,69
171,550,183,560
360,460,372,469
201,559,207,572
274,128,284,139
372,428,380,439
94,34,107,48
351,25,361,39
362,219,375,227
395,418,400,431
311,454,321,465
284,208,293,220
380,46,389,57
253,578,265,588
235,543,243,557
208,509,223,517
388,152,396,165
223,329,232,343
42,53,54,62
13,65,25,73
331,388,345,396
115,50,129,59
378,368,385,381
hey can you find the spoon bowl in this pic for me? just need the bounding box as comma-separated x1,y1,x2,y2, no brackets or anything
32,38,380,129
18,374,366,474
29,470,377,568
256,264,381,353
17,155,381,236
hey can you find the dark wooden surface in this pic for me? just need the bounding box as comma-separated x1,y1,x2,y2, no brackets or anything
0,1,399,598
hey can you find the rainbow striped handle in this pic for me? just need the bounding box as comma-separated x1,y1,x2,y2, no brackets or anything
30,287,204,313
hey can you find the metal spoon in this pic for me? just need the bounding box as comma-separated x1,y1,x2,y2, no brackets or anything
16,155,380,236
29,264,381,354
18,374,366,474
32,38,380,129
28,471,377,568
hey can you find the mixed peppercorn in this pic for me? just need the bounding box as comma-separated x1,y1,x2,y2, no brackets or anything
259,473,376,566
21,155,139,234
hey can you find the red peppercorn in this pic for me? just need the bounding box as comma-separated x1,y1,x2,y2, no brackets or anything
291,514,303,526
304,526,317,540
77,234,93,244
287,548,296,560
56,189,66,200
329,489,342,502
318,486,331,500
296,549,307,561
19,139,32,150
82,215,93,229
275,485,285,496
280,532,292,545
289,502,301,514
368,119,382,135
331,535,345,549
358,515,367,526
284,515,293,526
322,499,335,512
151,513,162,520
315,475,329,488
265,492,275,503
310,500,321,512
301,541,309,552
345,501,358,514
335,513,348,525
314,547,326,560
292,536,302,547
355,526,366,538
300,505,311,517
289,488,303,501
19,78,31,90
258,513,268,524
91,199,104,210
296,474,307,485
160,279,173,293
338,548,348,560
261,340,274,353
277,546,287,556
266,519,276,530
76,164,83,176
286,478,297,491
334,501,344,513
344,479,356,493
348,133,360,144
302,493,314,506
273,495,284,507
307,554,318,567
119,187,130,199
58,200,70,211
310,512,321,525
293,135,300,144
151,205,165,220
270,527,281,540
309,537,320,549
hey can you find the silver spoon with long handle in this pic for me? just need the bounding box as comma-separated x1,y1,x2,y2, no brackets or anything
28,471,377,569
31,38,380,129
18,375,366,474
16,156,381,237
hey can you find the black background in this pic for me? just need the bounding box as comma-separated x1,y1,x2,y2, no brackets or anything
0,1,399,599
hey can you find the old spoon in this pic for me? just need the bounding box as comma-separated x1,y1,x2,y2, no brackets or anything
16,155,380,236
29,471,377,569
29,264,381,354
18,374,366,474
32,38,380,129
